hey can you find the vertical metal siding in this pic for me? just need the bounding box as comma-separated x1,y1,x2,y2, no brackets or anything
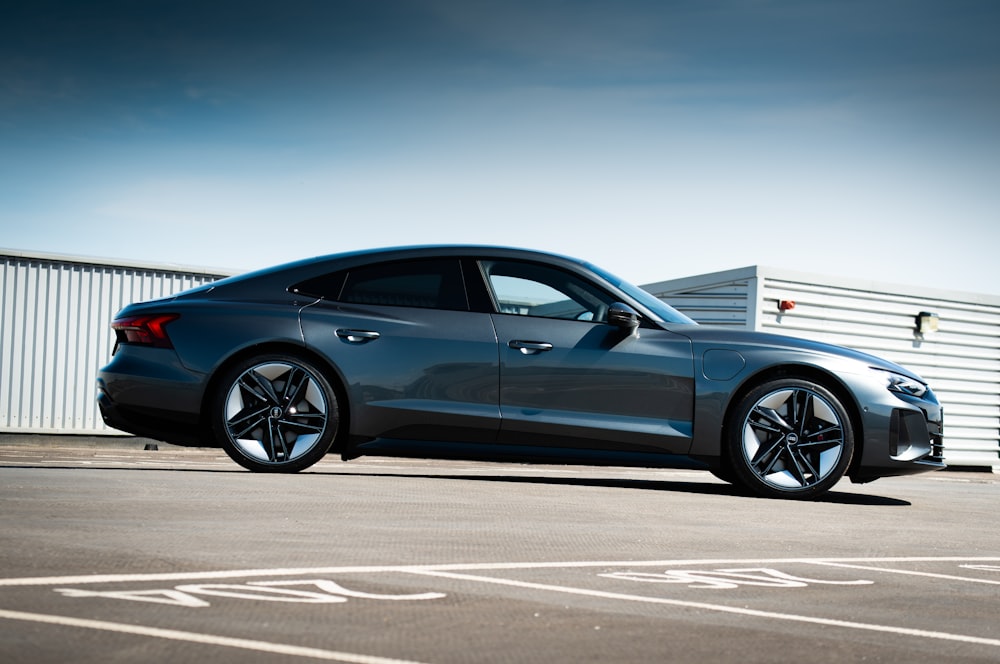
1,253,225,434
644,273,754,328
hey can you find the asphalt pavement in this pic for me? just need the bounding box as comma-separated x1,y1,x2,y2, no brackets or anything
1,436,998,663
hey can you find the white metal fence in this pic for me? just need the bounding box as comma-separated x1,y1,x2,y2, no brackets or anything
0,251,226,434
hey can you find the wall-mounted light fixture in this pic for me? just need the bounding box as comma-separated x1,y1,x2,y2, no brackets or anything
778,300,796,312
915,311,939,335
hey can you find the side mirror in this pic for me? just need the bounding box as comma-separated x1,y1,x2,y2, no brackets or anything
607,302,640,330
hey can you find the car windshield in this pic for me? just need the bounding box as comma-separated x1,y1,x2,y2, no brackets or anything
585,262,697,325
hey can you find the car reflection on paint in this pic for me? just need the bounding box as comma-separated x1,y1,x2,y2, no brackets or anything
97,246,944,499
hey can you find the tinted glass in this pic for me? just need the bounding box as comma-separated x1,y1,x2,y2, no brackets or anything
340,259,468,310
481,260,615,321
583,262,697,325
290,272,346,300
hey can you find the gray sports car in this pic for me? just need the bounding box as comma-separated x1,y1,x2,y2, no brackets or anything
97,246,944,499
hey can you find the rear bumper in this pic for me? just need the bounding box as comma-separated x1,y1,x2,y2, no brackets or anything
96,347,209,447
96,384,205,446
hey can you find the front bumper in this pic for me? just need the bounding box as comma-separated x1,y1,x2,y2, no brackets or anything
851,385,945,483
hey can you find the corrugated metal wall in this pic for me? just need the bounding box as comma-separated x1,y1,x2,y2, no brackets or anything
646,267,1000,469
0,251,226,434
644,268,755,328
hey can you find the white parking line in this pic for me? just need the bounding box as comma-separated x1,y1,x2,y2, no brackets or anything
4,556,1000,656
0,609,428,664
809,560,1000,585
0,566,407,587
406,568,1000,649
3,556,1000,587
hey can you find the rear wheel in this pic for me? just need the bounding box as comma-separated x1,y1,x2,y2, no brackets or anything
726,378,853,499
212,354,339,472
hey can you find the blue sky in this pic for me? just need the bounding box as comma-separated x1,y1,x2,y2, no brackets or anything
2,1,999,293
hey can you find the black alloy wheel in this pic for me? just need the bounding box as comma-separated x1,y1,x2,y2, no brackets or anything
212,354,339,472
727,378,854,499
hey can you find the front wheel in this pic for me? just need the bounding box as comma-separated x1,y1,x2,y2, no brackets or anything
726,378,854,500
212,354,339,472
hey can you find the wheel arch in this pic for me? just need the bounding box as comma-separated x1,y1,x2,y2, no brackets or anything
718,364,866,477
198,341,351,452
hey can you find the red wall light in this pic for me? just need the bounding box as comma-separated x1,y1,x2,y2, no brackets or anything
778,300,796,312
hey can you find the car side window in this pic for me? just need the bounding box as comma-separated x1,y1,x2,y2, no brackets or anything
293,259,469,311
481,260,615,321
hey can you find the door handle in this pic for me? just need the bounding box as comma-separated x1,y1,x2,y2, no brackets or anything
509,340,553,355
336,329,381,344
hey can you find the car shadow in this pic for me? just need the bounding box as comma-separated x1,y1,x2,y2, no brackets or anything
320,469,912,506
0,462,910,506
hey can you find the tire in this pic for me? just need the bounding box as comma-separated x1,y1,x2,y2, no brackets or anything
212,354,339,472
726,378,853,500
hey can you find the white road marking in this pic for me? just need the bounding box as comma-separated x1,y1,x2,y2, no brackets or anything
0,609,428,664
52,580,448,607
4,556,1000,655
3,556,1000,587
407,568,1000,649
809,560,1000,585
598,567,873,589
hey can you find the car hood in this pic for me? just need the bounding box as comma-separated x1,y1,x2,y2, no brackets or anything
667,324,926,384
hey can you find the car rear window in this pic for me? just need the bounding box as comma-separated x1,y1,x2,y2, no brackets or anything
292,259,469,311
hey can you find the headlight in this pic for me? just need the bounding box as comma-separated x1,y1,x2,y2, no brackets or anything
877,370,928,398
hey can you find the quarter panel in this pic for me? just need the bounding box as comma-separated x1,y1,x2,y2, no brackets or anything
688,343,870,458
164,300,309,375
687,337,940,477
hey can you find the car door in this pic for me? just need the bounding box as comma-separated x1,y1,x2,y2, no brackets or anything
481,259,695,453
297,257,501,443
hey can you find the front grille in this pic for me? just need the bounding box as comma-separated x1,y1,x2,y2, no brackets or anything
926,405,944,463
927,433,945,464
891,408,944,463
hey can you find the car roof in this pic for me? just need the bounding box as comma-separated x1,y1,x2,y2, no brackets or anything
309,245,585,266
187,245,597,297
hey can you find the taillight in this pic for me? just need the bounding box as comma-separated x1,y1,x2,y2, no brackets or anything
111,314,179,348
